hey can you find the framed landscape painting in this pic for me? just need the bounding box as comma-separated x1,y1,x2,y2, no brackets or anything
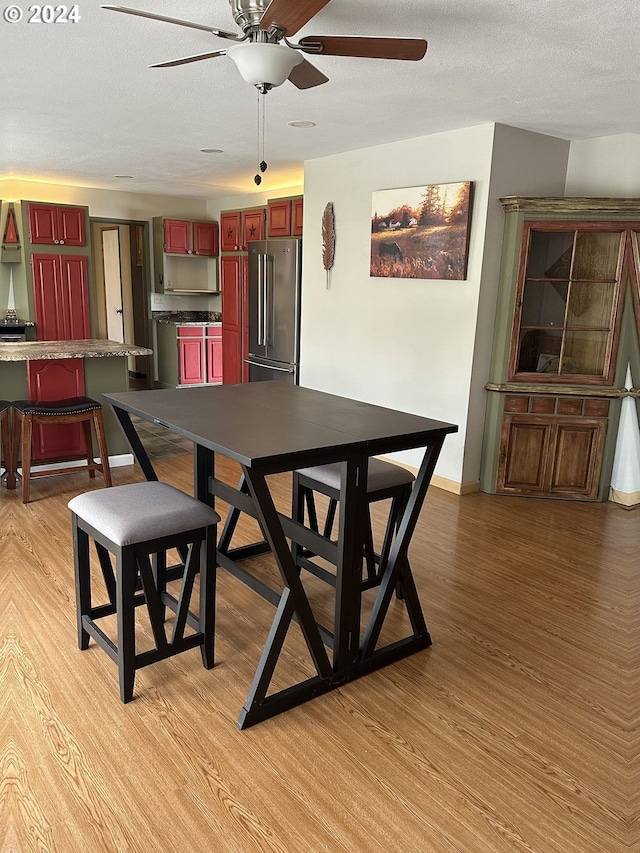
370,181,473,279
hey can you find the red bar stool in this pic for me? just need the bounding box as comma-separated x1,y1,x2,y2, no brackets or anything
0,401,15,490
12,396,112,503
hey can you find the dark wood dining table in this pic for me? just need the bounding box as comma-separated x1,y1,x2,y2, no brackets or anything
104,382,457,728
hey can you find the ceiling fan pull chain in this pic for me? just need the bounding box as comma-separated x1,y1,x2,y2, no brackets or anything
254,89,262,185
260,91,268,173
254,90,268,185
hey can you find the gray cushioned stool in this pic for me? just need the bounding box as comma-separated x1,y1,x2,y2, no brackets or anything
0,401,15,490
69,481,220,703
292,458,415,592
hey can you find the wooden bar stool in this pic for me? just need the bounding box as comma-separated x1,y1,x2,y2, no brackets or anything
12,396,112,503
69,481,220,703
292,458,415,592
0,401,16,490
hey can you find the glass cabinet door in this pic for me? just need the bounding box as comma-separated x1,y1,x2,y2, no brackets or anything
509,225,626,384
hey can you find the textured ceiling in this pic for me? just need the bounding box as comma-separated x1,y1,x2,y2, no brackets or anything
2,0,638,199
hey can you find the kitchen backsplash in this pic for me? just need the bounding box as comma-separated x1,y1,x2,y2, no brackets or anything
153,310,221,323
150,291,221,313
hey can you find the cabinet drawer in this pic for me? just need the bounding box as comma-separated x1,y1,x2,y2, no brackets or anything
177,325,205,337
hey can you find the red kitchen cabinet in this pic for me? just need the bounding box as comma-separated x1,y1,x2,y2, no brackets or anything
292,197,304,236
27,358,86,460
219,206,263,382
163,219,218,256
267,196,303,237
220,211,241,252
163,219,190,255
220,208,265,252
220,255,249,384
28,203,86,246
267,199,292,237
243,208,265,248
206,326,223,384
193,221,218,256
32,254,90,341
178,327,206,385
177,325,223,385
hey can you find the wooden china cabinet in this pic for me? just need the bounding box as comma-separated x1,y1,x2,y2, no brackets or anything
481,197,640,501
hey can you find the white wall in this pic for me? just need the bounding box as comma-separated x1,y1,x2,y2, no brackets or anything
0,177,221,321
206,183,303,220
464,124,569,482
0,178,209,220
299,124,496,483
299,123,571,487
565,134,640,196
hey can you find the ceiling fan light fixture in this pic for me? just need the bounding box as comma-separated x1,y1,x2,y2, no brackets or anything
227,42,303,89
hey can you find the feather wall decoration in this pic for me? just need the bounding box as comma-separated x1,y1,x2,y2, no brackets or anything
322,202,335,288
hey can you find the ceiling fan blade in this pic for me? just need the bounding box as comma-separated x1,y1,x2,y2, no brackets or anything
260,0,332,37
298,35,428,61
149,50,227,69
288,57,329,89
100,5,240,40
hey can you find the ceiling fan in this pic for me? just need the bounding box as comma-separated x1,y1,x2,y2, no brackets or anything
101,0,428,93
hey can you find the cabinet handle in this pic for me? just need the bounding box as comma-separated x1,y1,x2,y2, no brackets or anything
54,239,59,244
188,249,193,254
60,239,65,244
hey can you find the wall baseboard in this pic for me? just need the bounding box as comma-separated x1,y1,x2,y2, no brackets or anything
609,488,640,508
376,456,476,496
20,454,134,475
431,475,480,495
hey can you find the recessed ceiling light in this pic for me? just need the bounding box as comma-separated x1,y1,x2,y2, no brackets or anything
287,120,316,128
114,175,133,179
200,148,224,154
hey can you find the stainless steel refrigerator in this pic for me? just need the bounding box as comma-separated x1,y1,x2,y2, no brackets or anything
246,237,301,384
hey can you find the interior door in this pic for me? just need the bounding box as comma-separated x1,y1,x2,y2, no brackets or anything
102,227,125,343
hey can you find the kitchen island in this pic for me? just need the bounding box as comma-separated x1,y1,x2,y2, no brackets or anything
0,339,152,458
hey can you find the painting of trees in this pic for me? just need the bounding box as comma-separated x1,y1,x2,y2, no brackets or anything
370,182,473,279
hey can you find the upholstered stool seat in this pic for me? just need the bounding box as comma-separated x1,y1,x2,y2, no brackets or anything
69,481,220,702
0,401,15,490
293,458,415,591
12,396,112,503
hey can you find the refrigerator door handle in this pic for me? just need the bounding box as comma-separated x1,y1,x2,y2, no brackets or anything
256,253,264,346
245,359,295,373
264,253,273,347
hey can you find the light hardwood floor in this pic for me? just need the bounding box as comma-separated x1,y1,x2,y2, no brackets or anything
1,447,638,853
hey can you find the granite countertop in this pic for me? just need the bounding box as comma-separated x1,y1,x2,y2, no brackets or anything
153,311,222,325
0,339,153,362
